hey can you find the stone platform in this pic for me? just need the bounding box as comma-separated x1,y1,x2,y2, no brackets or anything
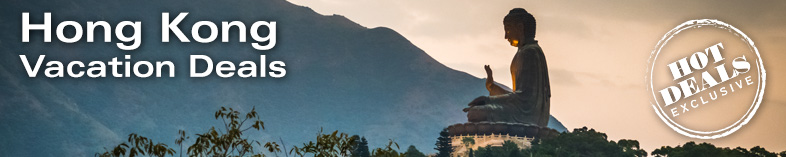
447,122,559,157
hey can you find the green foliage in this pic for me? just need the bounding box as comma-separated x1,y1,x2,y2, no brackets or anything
292,132,405,157
96,133,175,157
359,137,370,157
461,137,475,148
751,146,778,157
371,139,404,157
290,129,357,157
503,141,523,157
474,141,522,157
434,128,453,157
186,106,280,157
97,106,429,157
98,106,278,157
350,135,370,157
651,141,780,157
523,127,645,157
174,130,189,157
96,106,786,157
403,145,426,157
619,139,647,157
461,137,476,157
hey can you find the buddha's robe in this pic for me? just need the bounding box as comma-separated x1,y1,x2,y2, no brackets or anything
467,40,551,127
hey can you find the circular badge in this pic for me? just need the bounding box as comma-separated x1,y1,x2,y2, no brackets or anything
647,19,766,139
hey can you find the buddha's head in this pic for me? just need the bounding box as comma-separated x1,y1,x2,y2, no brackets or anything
503,8,536,47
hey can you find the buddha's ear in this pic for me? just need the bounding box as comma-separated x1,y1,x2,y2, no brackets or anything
516,22,525,30
517,23,529,39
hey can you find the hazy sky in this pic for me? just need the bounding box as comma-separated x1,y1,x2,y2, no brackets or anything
287,0,786,151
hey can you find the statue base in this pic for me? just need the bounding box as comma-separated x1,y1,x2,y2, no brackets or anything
446,122,558,157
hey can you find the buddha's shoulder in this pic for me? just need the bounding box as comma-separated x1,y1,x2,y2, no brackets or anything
522,41,542,50
517,44,543,56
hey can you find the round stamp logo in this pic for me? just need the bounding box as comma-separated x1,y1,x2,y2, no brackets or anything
647,19,766,139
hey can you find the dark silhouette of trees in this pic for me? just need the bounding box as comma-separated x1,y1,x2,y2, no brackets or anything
522,127,645,157
652,141,781,157
403,145,426,157
503,141,522,157
434,128,453,157
98,106,278,157
461,137,475,157
97,106,277,157
371,139,404,157
185,106,280,156
465,127,786,157
751,146,778,157
351,135,370,157
97,133,175,157
474,141,521,157
95,105,413,157
619,139,648,157
359,137,370,157
174,130,188,157
291,130,404,157
97,107,786,157
474,146,492,157
290,129,356,156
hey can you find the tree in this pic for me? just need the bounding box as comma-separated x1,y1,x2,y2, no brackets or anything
461,137,475,157
350,135,370,157
652,141,783,157
403,145,426,157
473,141,522,157
751,146,778,157
501,141,522,157
350,135,362,157
434,128,453,157
174,130,188,157
618,139,647,157
290,128,357,157
523,127,640,157
350,136,370,157
371,139,404,157
186,106,280,156
474,146,492,157
97,106,277,157
97,133,175,157
97,106,425,157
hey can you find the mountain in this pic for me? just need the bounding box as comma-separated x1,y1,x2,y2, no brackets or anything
0,0,567,156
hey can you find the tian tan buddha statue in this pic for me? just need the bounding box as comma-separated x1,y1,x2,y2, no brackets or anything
463,8,551,127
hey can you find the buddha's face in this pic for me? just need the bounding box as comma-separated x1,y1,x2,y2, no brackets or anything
504,22,524,47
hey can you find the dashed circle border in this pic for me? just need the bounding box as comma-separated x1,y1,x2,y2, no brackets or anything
647,19,766,139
